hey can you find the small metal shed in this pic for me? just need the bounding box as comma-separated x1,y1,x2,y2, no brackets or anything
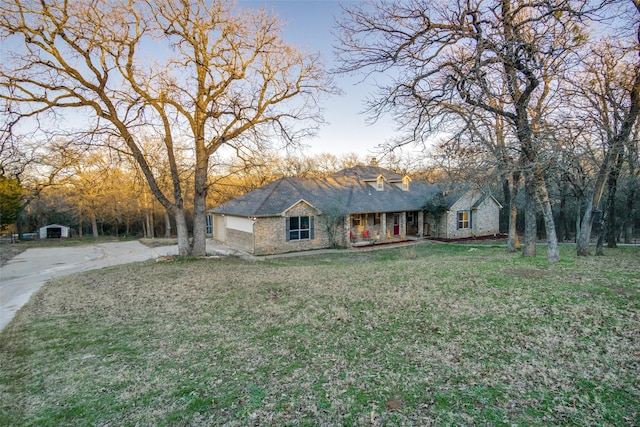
39,224,70,239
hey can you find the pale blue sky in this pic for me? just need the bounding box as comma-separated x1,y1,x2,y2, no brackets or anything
241,0,398,156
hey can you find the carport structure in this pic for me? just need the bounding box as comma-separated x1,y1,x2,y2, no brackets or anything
39,224,70,239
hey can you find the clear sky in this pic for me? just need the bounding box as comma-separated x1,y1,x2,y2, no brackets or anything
240,0,398,157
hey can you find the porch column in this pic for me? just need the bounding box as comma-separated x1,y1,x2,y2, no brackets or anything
401,212,406,239
345,215,351,245
418,211,424,237
381,212,387,241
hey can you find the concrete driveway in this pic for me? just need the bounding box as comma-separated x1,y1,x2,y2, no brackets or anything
0,240,181,331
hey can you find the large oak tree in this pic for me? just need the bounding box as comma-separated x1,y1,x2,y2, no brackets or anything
0,0,332,256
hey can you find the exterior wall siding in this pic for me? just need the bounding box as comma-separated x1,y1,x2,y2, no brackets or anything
252,201,339,255
445,191,501,239
225,227,254,252
213,214,226,242
473,197,501,235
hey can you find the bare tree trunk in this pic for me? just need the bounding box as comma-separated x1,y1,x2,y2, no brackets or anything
91,214,99,238
191,174,208,256
537,181,560,262
625,131,638,243
164,209,172,238
625,183,635,243
576,196,596,256
506,172,520,252
606,152,624,248
596,228,605,255
78,207,83,239
190,140,210,257
575,196,582,243
175,210,190,257
523,175,537,257
558,190,571,242
596,209,606,256
145,210,153,239
16,210,24,241
192,199,207,257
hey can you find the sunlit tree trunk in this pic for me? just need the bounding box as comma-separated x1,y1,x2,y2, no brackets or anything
175,210,190,257
191,135,209,257
506,172,521,252
91,215,99,238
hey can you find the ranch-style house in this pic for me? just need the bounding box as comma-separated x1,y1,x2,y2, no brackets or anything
209,165,502,255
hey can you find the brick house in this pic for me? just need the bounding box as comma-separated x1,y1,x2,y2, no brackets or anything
209,166,502,255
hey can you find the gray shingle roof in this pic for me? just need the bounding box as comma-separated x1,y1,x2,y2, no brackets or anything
211,165,445,217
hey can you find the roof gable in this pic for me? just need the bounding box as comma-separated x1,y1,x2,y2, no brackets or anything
283,199,321,215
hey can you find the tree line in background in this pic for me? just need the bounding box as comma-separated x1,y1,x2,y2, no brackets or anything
2,140,638,250
1,0,639,262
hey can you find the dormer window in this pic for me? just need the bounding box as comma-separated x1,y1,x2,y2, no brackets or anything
376,175,384,191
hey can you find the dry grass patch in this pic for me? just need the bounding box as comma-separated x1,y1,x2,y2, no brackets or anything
1,244,639,426
0,243,25,266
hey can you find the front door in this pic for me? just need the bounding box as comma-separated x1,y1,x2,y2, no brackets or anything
393,214,400,236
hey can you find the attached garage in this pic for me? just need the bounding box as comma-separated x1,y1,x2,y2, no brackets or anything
39,224,70,239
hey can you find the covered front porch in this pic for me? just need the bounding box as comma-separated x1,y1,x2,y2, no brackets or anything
347,211,424,246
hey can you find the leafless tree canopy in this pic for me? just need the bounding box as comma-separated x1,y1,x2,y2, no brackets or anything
334,0,639,261
0,0,334,256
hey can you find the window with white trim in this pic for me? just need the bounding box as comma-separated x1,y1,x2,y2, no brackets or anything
457,211,470,229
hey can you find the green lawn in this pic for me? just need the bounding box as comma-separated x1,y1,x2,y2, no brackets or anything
1,243,639,426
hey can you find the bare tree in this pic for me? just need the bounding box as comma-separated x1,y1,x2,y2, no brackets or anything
573,41,640,255
624,125,639,243
0,0,333,256
334,0,598,262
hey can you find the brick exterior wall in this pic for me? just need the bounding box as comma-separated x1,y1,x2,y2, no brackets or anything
252,201,343,255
